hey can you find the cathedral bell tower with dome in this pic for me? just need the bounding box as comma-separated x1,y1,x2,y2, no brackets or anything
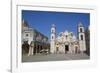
78,22,86,53
50,24,56,53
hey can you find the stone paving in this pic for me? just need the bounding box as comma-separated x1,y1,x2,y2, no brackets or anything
22,53,90,62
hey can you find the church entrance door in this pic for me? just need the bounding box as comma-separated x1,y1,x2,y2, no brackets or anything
65,45,69,54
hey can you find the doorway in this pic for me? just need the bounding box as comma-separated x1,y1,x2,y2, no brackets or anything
56,47,59,54
75,47,78,54
65,45,69,54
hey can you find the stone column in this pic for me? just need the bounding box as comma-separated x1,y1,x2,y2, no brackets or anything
28,46,33,56
39,45,41,53
35,44,37,55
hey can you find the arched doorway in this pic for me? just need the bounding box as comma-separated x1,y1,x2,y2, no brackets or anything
75,46,78,54
65,45,69,54
56,47,59,54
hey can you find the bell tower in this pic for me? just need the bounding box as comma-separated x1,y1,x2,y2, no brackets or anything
50,24,56,53
78,22,86,53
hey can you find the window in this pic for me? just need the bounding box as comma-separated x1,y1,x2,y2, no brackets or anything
80,28,83,32
26,34,28,37
52,30,54,33
66,35,67,39
52,36,53,39
81,35,83,40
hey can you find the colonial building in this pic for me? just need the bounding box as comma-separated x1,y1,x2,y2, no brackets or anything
22,20,50,55
22,20,33,45
50,22,86,54
85,27,90,56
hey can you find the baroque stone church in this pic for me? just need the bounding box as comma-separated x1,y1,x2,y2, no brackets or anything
50,22,86,54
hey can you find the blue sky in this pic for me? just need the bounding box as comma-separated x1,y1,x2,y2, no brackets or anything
22,10,90,39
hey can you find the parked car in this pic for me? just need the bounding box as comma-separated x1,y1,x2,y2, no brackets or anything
40,49,49,55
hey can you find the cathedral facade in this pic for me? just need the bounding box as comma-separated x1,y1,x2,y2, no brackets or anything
50,22,86,54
